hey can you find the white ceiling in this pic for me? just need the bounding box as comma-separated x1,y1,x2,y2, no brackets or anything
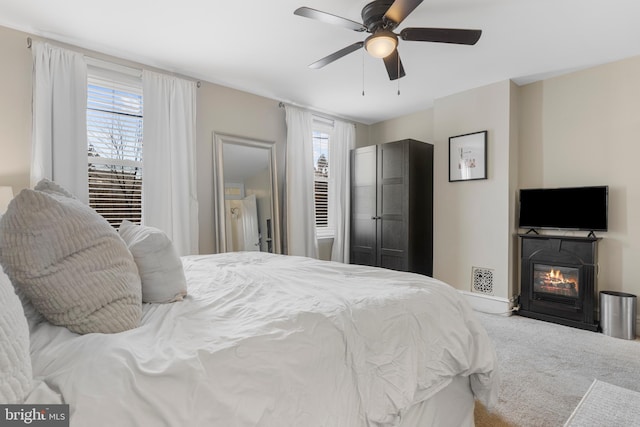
1,0,639,125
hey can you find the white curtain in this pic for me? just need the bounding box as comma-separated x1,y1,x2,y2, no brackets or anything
142,70,198,256
31,41,88,202
329,120,355,263
284,105,318,258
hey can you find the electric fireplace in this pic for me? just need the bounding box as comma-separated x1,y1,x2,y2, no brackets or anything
519,234,599,331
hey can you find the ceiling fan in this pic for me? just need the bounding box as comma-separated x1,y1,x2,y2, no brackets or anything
294,0,482,80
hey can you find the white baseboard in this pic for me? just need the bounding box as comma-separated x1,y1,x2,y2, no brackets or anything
462,291,640,336
459,290,515,316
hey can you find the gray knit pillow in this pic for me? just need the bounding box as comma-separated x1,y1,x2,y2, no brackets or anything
0,182,142,334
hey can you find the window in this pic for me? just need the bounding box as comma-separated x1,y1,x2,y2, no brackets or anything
87,67,143,227
313,127,332,237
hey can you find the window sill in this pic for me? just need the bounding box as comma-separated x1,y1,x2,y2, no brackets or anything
316,228,335,240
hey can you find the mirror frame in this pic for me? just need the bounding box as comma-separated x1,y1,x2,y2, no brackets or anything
213,132,281,254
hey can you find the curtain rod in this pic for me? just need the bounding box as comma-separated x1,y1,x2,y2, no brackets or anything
278,101,357,126
25,36,201,88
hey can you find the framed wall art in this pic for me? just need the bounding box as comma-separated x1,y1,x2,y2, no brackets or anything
449,130,487,182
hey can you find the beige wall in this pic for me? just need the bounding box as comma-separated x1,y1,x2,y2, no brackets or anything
369,55,640,302
508,81,520,298
519,56,640,297
434,80,516,299
366,109,434,147
0,25,32,193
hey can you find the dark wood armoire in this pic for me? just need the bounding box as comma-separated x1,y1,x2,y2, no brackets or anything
349,139,433,276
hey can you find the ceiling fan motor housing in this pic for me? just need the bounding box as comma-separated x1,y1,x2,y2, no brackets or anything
362,0,396,32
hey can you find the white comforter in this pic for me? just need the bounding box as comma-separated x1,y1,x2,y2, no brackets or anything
29,252,497,427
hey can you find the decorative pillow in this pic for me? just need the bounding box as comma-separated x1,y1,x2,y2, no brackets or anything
0,266,32,403
0,180,142,334
118,220,187,303
34,178,76,199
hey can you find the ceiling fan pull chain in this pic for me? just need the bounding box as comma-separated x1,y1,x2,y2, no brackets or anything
362,48,366,96
397,54,401,95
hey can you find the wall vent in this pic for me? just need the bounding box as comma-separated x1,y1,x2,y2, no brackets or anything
471,267,494,295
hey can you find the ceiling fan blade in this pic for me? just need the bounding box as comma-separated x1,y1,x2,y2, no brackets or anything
400,27,482,45
294,7,367,32
384,0,424,26
383,50,406,81
309,42,364,69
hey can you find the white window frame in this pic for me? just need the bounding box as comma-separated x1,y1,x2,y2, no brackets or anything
313,118,335,239
86,62,144,227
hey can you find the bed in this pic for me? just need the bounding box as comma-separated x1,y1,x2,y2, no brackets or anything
0,181,498,427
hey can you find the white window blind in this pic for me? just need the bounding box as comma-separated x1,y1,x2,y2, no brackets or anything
87,68,143,227
312,130,330,231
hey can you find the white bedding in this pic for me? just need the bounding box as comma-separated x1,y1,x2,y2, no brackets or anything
29,252,497,426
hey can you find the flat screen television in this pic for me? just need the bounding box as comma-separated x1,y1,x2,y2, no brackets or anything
518,186,608,232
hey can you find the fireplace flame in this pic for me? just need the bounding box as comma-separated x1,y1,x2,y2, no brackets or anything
533,265,579,298
542,267,578,288
549,269,564,282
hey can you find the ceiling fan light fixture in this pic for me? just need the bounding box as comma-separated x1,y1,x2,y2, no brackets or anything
365,30,398,58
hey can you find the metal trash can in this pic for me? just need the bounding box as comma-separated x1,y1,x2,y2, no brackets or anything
600,291,637,340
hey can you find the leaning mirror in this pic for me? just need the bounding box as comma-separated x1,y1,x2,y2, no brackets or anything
213,133,280,254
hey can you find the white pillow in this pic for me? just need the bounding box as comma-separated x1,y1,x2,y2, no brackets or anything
34,178,76,199
0,266,32,403
118,220,187,303
0,180,142,334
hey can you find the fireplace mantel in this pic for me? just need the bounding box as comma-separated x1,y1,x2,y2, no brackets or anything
518,234,600,331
